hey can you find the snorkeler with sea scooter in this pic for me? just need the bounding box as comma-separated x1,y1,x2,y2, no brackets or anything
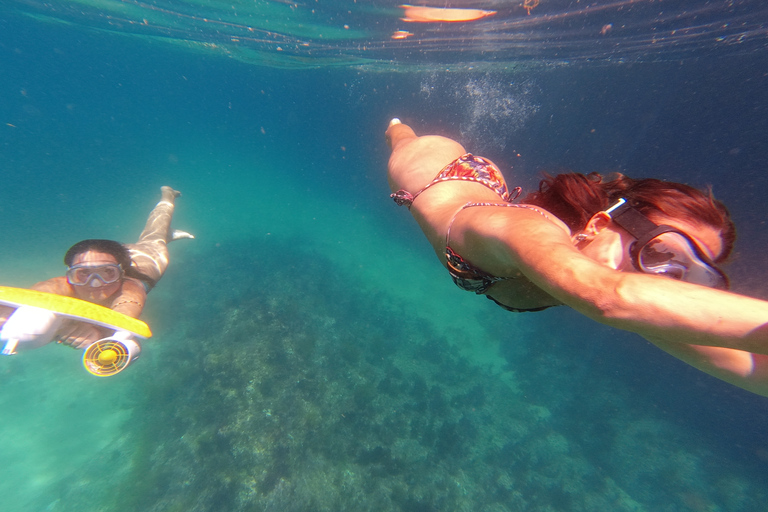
0,186,192,376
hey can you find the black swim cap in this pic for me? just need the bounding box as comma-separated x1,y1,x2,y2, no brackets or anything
64,239,132,270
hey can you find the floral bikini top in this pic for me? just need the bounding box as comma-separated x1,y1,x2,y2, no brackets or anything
391,153,521,207
391,153,557,313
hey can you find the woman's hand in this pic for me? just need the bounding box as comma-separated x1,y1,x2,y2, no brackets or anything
0,305,14,326
56,320,110,349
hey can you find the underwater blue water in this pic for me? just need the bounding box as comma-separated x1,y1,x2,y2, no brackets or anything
2,2,768,511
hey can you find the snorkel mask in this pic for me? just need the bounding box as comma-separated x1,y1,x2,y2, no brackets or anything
66,263,124,287
604,198,729,290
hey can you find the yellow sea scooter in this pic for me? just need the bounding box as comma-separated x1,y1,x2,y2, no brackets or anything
0,286,152,376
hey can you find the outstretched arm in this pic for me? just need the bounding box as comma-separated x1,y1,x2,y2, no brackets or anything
29,277,103,348
29,277,147,349
467,209,768,395
468,207,768,354
647,336,768,396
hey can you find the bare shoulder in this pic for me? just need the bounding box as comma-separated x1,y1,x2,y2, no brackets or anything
122,277,148,298
464,204,571,247
31,276,74,296
450,204,573,276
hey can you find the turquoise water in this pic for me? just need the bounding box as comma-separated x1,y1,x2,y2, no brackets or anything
2,2,768,511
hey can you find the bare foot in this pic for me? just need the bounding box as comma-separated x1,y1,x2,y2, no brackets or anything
161,185,181,199
385,118,417,151
171,229,195,241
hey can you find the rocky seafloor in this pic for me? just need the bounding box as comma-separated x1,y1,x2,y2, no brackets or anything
45,237,766,512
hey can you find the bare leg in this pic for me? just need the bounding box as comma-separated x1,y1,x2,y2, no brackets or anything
386,118,467,194
125,186,191,285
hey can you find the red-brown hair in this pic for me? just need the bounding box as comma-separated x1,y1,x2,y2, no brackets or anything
522,172,736,262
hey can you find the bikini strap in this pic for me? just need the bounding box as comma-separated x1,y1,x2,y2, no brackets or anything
391,153,521,210
391,189,416,207
445,202,555,248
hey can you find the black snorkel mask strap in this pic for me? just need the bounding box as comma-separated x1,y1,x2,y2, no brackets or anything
604,198,730,289
604,198,677,250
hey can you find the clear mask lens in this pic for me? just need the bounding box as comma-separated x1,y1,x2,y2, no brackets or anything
637,233,727,289
67,264,123,286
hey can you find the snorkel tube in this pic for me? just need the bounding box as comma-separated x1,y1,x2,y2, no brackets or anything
0,286,152,376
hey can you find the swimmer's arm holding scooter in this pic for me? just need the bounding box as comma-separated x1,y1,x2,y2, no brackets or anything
24,276,147,349
0,284,151,374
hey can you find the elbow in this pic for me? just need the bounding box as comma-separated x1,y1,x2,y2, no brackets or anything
575,272,637,327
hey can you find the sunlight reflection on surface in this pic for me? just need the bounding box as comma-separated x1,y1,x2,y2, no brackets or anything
8,0,768,68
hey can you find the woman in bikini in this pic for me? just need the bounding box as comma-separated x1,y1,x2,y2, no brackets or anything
386,119,768,397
